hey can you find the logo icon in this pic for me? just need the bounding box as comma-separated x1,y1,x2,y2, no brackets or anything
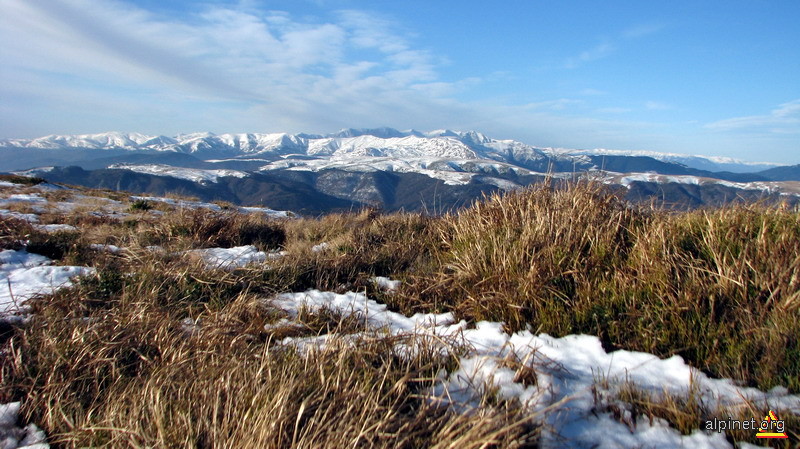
756,410,788,439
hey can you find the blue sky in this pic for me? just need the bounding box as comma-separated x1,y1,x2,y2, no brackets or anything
1,0,798,162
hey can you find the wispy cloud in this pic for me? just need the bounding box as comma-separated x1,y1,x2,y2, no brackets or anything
645,101,672,111
705,99,800,134
622,23,665,39
565,42,615,68
565,22,664,69
1,0,794,164
522,99,583,111
597,107,632,114
0,0,452,134
1,0,643,148
579,88,607,96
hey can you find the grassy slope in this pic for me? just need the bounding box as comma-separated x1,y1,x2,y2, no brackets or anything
1,179,798,447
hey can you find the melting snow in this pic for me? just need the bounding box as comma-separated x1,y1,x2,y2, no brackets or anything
0,250,95,314
272,289,800,449
0,402,49,449
372,276,400,292
89,244,123,254
0,210,39,223
311,242,330,253
185,245,268,270
0,194,47,204
32,224,78,233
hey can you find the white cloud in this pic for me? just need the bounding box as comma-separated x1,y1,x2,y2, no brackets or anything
0,0,449,123
565,23,664,70
645,101,672,110
522,99,583,111
705,99,800,134
565,42,615,68
773,100,800,118
337,10,409,53
579,88,607,96
0,1,796,164
597,107,632,114
622,23,665,39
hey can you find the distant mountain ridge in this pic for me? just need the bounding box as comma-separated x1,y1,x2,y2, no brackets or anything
0,128,783,173
3,128,799,214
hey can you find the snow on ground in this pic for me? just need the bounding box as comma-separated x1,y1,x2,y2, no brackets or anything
371,276,400,292
32,224,78,233
478,176,522,190
0,184,125,219
0,402,48,449
0,194,47,205
185,245,268,270
258,156,538,187
88,244,123,254
618,173,701,187
604,172,800,197
272,289,800,449
0,250,95,315
238,206,292,218
2,177,796,447
311,242,330,253
0,175,291,220
0,210,40,223
108,164,249,184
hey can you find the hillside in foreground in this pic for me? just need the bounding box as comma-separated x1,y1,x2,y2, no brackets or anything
0,175,798,448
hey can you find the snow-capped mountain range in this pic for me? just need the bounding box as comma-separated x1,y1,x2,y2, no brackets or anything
0,128,781,173
4,128,799,213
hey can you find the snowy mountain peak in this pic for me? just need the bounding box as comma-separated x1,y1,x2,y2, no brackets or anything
330,127,412,139
424,129,461,138
6,132,157,150
0,129,785,174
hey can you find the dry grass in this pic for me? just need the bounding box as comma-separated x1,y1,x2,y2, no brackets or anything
132,207,286,251
2,256,537,448
594,379,800,447
390,182,800,392
2,180,799,446
265,209,438,295
0,174,46,186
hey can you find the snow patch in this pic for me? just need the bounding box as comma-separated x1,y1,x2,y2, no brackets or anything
271,289,800,449
0,194,46,204
0,250,94,314
0,402,49,449
109,164,248,183
185,245,267,270
311,242,330,253
89,244,123,254
33,224,78,233
372,276,400,292
608,172,799,196
0,210,39,223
